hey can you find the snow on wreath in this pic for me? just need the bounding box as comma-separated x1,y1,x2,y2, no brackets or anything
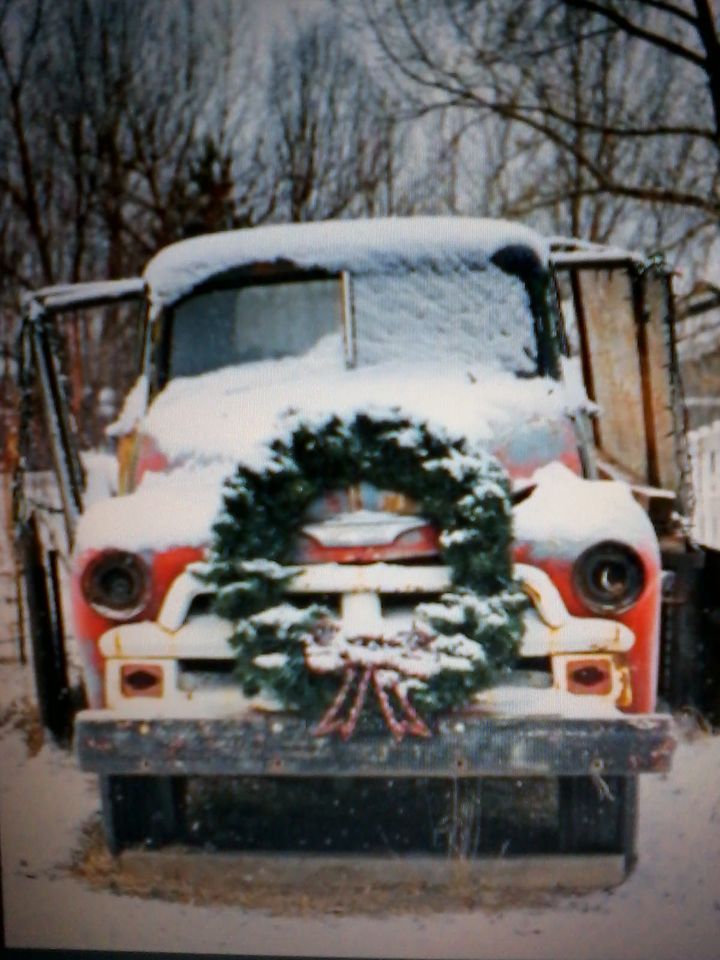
205,411,527,740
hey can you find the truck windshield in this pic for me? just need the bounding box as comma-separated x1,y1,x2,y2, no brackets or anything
165,258,552,381
168,277,343,378
353,263,538,374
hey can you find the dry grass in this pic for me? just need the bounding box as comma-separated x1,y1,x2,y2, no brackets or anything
68,816,595,917
0,695,44,756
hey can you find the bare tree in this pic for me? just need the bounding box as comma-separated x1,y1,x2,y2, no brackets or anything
0,0,250,447
250,19,398,223
0,3,424,445
361,0,720,260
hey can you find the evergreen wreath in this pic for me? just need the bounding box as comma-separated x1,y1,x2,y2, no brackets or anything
206,411,527,739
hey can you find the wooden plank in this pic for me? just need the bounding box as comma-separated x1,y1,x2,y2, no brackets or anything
575,269,648,482
75,712,675,777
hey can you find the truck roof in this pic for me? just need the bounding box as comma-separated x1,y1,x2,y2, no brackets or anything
142,217,548,313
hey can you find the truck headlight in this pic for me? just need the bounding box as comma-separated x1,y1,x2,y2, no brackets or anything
573,541,644,613
81,550,150,619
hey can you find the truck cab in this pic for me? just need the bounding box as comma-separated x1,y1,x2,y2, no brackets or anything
16,218,678,865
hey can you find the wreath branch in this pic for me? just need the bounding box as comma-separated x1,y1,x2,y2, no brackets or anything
208,412,526,740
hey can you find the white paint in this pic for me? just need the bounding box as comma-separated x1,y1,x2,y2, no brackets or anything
98,616,234,660
471,684,623,718
520,607,633,657
302,511,428,547
287,562,452,594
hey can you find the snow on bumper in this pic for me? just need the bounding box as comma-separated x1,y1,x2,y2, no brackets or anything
95,562,635,719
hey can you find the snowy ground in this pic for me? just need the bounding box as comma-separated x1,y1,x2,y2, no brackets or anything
1,508,719,958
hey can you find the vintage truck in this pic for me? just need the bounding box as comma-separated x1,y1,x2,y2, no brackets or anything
16,217,694,872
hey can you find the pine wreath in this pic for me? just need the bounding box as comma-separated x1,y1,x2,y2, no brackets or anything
206,411,527,739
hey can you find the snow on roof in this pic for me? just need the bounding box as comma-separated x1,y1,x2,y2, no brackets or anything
24,278,145,314
143,217,548,311
548,236,646,267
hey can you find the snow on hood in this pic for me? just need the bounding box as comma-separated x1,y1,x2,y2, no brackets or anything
76,463,231,554
75,348,590,556
75,456,653,562
139,338,573,473
143,217,548,313
514,462,659,560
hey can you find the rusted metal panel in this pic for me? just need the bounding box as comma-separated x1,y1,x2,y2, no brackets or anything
631,272,661,486
76,712,675,778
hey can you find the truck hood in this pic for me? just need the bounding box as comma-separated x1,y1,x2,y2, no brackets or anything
78,348,590,555
137,340,583,476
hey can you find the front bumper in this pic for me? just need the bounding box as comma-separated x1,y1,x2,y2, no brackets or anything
75,711,675,778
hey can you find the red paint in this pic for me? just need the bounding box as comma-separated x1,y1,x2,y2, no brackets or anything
133,433,170,487
71,543,205,707
497,443,583,483
494,419,583,483
512,542,660,713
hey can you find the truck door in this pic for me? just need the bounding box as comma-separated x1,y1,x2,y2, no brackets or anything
15,280,145,741
18,281,146,537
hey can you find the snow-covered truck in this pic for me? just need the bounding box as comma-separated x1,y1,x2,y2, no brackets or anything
16,218,684,869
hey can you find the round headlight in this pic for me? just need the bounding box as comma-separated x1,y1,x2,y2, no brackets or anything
573,541,644,613
81,551,150,619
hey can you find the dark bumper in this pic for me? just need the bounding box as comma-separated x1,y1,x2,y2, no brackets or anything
75,711,675,777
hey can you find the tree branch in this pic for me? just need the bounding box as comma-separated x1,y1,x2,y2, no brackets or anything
564,0,706,67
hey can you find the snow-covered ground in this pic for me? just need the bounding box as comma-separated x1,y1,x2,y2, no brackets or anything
2,497,719,958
